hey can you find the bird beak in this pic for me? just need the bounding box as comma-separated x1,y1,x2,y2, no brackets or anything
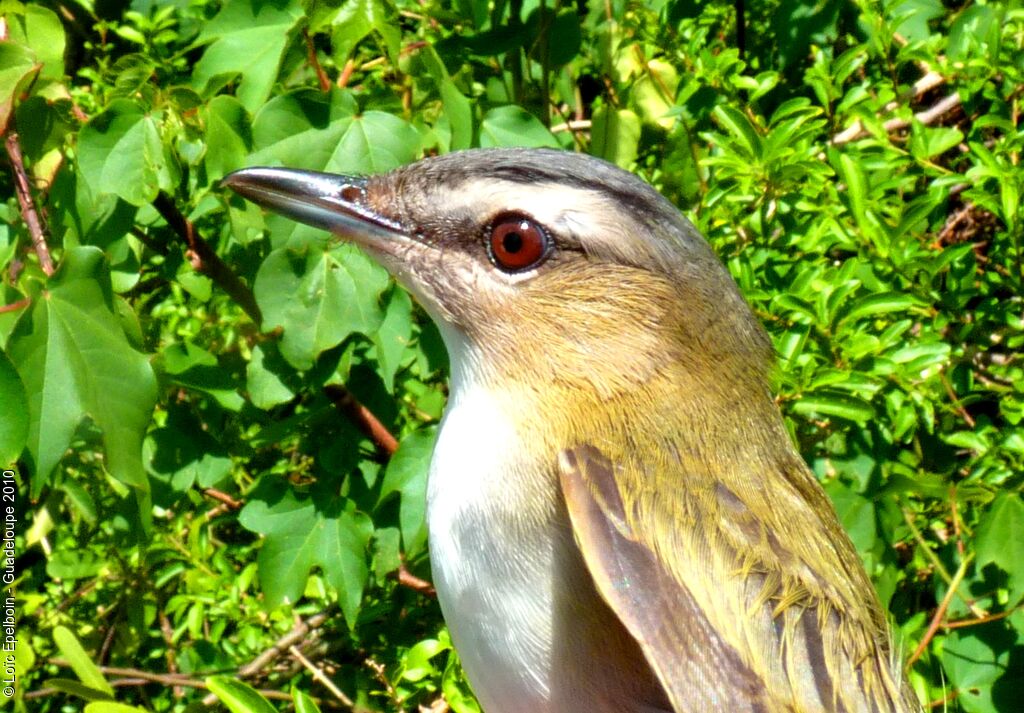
220,167,407,248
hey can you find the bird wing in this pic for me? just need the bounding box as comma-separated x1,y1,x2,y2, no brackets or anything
558,444,913,713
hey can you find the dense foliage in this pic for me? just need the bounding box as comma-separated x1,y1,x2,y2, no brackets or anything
3,0,1023,710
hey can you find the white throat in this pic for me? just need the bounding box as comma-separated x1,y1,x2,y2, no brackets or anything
424,326,668,713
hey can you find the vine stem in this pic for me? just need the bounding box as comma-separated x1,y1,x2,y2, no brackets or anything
5,130,54,275
906,555,972,668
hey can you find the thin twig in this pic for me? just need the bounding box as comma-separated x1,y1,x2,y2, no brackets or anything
0,297,30,314
906,555,972,668
288,645,354,707
200,611,332,706
304,28,331,92
391,562,435,597
548,105,585,151
420,698,450,713
943,605,1022,629
337,59,356,88
5,131,54,275
940,371,975,428
32,662,317,703
158,610,183,698
203,487,243,509
153,192,262,323
364,658,400,705
130,227,170,256
900,507,986,618
832,65,957,145
550,119,592,134
323,384,399,456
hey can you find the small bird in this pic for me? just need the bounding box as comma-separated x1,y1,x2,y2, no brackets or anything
224,149,919,713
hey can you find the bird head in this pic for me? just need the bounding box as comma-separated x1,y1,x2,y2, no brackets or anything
224,148,773,406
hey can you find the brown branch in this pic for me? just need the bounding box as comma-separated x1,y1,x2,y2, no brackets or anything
152,192,262,323
304,28,331,92
200,610,333,706
323,384,399,456
927,690,959,709
201,487,243,520
238,611,331,678
130,226,170,256
337,59,356,88
203,487,243,509
158,610,183,698
33,662,317,704
831,65,960,145
391,561,435,597
906,557,971,668
0,297,30,314
940,371,976,428
943,605,1023,629
5,131,54,275
288,645,354,708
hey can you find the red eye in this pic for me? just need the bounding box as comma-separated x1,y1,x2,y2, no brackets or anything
488,215,550,272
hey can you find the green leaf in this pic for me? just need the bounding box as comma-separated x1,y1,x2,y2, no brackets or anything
526,8,581,66
44,679,116,703
238,479,372,626
442,645,482,713
254,242,390,370
160,341,246,412
379,428,436,556
77,100,177,206
402,637,445,681
836,292,921,326
84,703,150,713
205,676,278,713
0,43,40,134
46,550,104,580
52,626,114,697
824,480,877,555
145,408,232,500
250,88,421,174
632,59,678,130
204,95,251,181
192,0,305,112
942,614,1024,713
418,46,472,152
712,105,762,160
246,343,297,409
0,348,28,465
4,4,64,81
947,3,1003,62
835,152,869,229
330,0,400,63
292,688,322,713
372,287,413,392
792,392,875,423
7,247,157,495
909,119,963,160
975,495,1024,604
591,107,641,169
480,106,558,148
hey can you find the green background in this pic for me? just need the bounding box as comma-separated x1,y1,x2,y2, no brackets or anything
2,0,1022,710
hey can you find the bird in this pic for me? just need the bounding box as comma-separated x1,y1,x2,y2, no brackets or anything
223,148,920,713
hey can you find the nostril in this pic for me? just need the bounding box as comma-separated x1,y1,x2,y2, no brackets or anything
340,184,364,202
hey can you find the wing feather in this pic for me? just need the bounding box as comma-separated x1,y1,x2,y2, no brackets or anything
558,443,916,713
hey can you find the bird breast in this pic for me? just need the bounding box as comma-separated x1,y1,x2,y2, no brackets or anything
426,348,669,713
